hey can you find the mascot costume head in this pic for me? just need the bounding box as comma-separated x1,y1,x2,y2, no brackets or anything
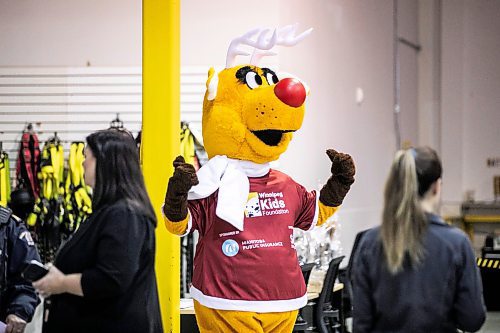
202,25,312,164
163,24,355,333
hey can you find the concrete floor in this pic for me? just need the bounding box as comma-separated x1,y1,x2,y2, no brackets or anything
478,312,500,333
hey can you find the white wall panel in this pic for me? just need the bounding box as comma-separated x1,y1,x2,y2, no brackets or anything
0,66,206,183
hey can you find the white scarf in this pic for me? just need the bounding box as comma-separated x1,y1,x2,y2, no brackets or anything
188,155,270,231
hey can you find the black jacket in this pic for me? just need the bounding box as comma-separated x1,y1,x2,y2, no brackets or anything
0,206,40,322
44,202,163,333
352,213,486,333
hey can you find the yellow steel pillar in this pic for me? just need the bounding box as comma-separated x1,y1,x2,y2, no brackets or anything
142,0,180,332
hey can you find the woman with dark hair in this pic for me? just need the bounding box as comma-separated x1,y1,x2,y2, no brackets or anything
352,147,485,333
33,129,163,333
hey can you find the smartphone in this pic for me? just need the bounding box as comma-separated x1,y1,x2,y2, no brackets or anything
22,260,49,282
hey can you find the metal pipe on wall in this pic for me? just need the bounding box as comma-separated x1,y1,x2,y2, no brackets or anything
393,0,402,150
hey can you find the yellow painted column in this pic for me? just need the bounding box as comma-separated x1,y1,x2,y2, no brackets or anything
142,0,180,332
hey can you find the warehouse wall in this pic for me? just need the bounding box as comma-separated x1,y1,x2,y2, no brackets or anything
1,0,500,259
0,0,142,67
441,0,500,203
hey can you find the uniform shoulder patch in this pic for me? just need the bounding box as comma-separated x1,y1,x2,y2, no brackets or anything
11,214,22,223
19,230,35,246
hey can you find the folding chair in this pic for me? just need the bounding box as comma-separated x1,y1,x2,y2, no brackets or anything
314,256,345,333
293,263,316,332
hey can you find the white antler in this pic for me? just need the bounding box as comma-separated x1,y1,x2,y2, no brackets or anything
225,28,277,68
276,24,313,46
249,49,278,66
249,24,313,66
226,25,313,67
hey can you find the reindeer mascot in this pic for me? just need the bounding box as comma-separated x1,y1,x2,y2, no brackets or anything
163,25,355,332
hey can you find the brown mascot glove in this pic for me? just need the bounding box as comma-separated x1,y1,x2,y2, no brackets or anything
163,156,199,222
319,149,355,207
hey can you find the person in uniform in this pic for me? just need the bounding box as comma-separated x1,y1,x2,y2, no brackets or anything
0,205,40,333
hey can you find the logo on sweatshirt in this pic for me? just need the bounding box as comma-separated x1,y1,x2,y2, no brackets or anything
222,239,239,257
244,191,290,218
244,192,262,217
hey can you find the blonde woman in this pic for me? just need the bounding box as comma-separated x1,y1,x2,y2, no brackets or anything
352,147,485,333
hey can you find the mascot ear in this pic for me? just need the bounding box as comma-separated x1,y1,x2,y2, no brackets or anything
206,67,219,101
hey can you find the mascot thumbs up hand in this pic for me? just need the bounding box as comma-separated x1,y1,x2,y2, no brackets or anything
163,156,199,222
320,149,356,207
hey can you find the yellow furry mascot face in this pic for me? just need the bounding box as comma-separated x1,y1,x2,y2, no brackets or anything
202,26,311,164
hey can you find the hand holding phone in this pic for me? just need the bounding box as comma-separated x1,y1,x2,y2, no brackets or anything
22,260,49,282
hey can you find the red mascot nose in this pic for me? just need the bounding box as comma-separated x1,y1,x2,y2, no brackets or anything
274,78,306,108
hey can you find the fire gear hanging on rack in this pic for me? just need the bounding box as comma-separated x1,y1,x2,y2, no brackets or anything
63,141,92,235
15,125,40,200
180,122,208,170
27,135,65,263
0,150,10,207
180,123,196,166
